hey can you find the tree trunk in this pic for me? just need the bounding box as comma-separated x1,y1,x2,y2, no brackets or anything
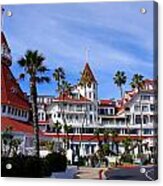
120,86,123,100
30,79,40,158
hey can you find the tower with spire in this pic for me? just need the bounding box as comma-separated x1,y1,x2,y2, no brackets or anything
77,60,98,125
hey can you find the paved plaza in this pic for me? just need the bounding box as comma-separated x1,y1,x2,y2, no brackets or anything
50,165,157,180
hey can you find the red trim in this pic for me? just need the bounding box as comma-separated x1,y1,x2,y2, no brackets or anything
1,117,44,136
44,133,157,142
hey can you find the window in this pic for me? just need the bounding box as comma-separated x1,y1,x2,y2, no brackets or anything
144,129,152,135
143,115,149,124
11,108,15,115
15,109,18,116
18,110,21,116
99,108,108,115
110,108,114,115
134,105,140,111
24,111,27,118
77,105,82,112
2,105,6,113
94,93,96,99
58,113,61,118
142,105,149,112
8,106,11,114
90,115,93,123
90,105,92,111
150,104,155,111
76,115,78,120
135,115,141,124
141,95,150,101
89,92,92,99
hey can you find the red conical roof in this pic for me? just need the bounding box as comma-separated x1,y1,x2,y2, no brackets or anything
81,63,97,83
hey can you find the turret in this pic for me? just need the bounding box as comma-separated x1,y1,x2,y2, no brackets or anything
80,63,98,101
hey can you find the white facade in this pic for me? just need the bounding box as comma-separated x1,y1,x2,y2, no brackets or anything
37,64,157,157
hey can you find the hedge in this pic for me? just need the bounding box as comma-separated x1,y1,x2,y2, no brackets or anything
1,152,67,177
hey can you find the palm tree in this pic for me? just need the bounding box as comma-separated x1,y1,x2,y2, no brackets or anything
130,74,144,92
18,50,50,157
52,120,62,151
63,123,72,149
94,128,101,147
130,74,144,163
103,129,111,144
111,130,119,154
53,67,65,94
113,71,127,99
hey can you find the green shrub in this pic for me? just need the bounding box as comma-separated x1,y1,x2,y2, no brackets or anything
1,153,67,177
1,156,47,177
46,152,67,172
1,156,24,177
121,154,133,163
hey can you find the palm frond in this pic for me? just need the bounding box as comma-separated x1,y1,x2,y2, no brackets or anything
18,73,25,81
38,66,49,73
36,76,50,84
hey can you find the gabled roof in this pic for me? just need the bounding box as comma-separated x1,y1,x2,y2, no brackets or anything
81,63,97,83
1,63,30,110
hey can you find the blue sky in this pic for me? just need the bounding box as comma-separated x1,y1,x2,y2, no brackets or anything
3,1,155,99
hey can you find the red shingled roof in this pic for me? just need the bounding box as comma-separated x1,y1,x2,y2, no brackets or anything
54,92,91,103
1,117,34,134
99,99,115,106
2,117,44,136
81,63,97,83
1,63,30,110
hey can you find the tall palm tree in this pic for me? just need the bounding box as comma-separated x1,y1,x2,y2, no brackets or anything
63,123,72,149
52,120,62,151
130,74,144,162
53,68,72,151
18,50,50,157
53,67,65,94
113,71,127,99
